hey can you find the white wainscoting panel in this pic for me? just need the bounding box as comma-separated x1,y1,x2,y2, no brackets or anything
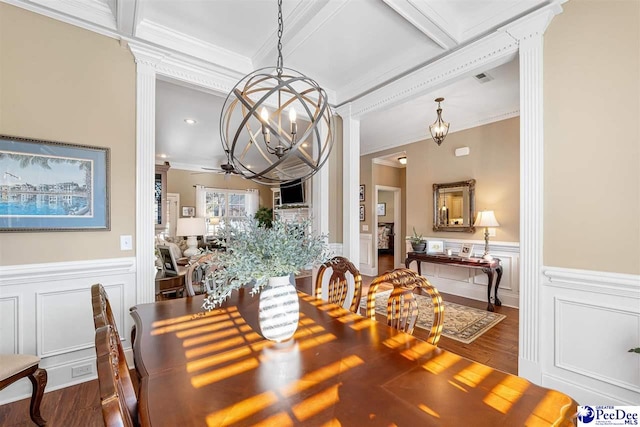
0,257,136,404
359,234,376,276
542,267,640,405
0,295,20,354
406,240,520,308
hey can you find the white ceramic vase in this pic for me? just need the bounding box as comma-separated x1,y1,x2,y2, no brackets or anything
258,275,299,342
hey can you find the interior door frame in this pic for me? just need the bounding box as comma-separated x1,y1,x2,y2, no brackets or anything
375,185,402,274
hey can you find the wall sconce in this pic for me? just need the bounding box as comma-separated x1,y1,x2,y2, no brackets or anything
398,156,407,165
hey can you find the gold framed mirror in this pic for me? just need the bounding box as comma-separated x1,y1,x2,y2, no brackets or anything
433,179,476,232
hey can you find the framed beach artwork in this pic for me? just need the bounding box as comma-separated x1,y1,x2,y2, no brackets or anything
0,135,110,231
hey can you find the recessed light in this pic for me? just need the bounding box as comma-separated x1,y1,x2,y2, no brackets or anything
184,118,197,125
159,154,167,159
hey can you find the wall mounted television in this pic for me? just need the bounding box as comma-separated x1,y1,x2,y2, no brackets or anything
280,179,305,205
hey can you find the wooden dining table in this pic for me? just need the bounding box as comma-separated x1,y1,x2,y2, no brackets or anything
130,288,577,426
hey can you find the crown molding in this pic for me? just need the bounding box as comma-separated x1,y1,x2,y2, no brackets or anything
126,40,241,96
346,30,518,119
2,0,119,38
135,19,252,76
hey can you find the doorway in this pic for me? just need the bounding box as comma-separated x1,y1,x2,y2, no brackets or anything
375,185,401,275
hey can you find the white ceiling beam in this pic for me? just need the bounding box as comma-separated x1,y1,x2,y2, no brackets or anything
115,0,138,37
382,0,459,49
135,19,253,76
346,29,518,119
251,0,344,69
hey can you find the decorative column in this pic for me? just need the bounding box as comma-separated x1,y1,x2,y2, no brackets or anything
503,5,562,381
336,104,360,264
129,44,163,304
312,119,329,237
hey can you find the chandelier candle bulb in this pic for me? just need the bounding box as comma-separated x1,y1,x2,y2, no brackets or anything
289,108,297,135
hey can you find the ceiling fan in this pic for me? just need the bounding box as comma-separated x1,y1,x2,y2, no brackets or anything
195,151,241,179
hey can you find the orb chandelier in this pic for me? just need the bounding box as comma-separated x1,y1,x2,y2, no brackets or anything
429,97,449,146
220,0,334,186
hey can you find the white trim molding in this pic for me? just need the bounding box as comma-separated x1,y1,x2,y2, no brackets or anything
0,258,136,404
540,266,640,405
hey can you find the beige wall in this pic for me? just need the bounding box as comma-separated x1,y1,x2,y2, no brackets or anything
544,0,639,275
402,117,520,243
328,116,343,243
167,169,273,209
360,118,518,262
0,4,136,266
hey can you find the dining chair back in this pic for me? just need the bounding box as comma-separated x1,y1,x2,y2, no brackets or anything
184,252,218,297
95,325,137,427
0,354,47,426
91,284,138,424
387,286,419,334
366,268,444,345
315,256,362,312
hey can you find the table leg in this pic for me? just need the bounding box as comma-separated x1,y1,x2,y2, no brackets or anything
405,258,422,275
482,267,495,311
494,266,503,307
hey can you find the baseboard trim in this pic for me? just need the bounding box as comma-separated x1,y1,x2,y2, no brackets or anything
542,372,638,406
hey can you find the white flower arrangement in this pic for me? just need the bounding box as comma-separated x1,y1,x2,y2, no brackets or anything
202,217,330,310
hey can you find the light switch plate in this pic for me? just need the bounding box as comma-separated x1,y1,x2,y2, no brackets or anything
120,235,133,251
362,225,369,231
488,228,496,237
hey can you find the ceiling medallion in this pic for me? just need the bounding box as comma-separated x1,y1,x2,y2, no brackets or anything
429,97,450,146
219,0,334,185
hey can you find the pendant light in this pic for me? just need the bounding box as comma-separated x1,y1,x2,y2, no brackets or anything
219,0,334,186
429,97,449,146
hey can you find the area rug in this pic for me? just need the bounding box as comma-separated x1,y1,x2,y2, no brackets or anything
359,290,506,344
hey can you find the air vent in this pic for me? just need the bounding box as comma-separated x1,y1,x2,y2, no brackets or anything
474,72,494,83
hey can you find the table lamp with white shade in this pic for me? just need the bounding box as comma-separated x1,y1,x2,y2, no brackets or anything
176,217,206,257
474,210,500,260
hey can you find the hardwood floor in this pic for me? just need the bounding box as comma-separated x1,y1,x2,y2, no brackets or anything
373,253,519,374
0,254,518,425
0,378,103,426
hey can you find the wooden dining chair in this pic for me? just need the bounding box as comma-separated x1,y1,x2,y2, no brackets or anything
366,268,444,345
91,284,138,425
184,252,218,297
315,256,363,313
387,286,419,334
95,325,137,427
0,354,47,426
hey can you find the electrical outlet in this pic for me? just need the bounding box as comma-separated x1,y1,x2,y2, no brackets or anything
71,364,93,378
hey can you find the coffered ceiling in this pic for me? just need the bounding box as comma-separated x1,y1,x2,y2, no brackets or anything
6,0,556,169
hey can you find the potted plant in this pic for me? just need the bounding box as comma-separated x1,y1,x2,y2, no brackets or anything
254,206,273,228
408,227,426,252
203,217,329,341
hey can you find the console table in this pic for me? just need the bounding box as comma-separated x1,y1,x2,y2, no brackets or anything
405,252,503,311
